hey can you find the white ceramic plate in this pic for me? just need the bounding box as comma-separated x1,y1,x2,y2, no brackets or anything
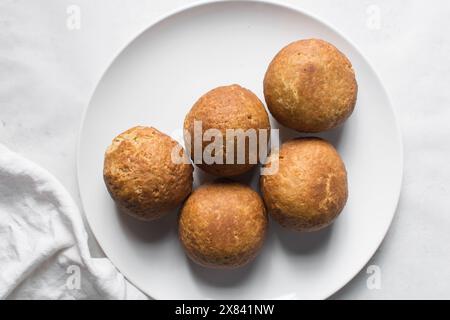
78,0,402,299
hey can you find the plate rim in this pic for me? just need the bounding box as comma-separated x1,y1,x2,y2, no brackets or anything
76,0,404,300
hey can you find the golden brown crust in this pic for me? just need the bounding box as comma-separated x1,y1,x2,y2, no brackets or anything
263,39,357,133
260,138,348,231
179,182,268,268
184,84,271,177
103,126,193,221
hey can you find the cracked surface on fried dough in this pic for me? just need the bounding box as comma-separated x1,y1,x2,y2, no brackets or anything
103,126,193,221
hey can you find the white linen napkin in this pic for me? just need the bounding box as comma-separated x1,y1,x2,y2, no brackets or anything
0,144,146,299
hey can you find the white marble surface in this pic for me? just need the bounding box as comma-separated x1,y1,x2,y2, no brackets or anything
1,0,449,299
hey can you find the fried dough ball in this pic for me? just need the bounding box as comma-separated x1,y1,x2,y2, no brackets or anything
179,182,268,268
260,138,348,231
184,84,270,176
264,39,357,132
103,126,193,221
